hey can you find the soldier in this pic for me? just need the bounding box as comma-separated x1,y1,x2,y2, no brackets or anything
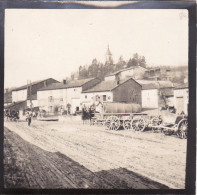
26,112,32,126
82,104,88,124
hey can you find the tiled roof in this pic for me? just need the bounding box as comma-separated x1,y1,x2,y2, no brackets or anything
13,78,59,91
106,66,147,77
38,78,97,91
136,80,174,90
174,83,188,89
83,78,139,93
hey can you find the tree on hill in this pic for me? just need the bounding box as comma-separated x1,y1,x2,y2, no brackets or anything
139,56,146,68
115,56,126,71
127,53,146,68
74,53,147,80
78,65,88,79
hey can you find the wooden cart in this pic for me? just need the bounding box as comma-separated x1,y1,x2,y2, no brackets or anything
149,111,188,139
92,112,153,131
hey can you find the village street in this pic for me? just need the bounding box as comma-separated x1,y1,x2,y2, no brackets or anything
4,119,187,189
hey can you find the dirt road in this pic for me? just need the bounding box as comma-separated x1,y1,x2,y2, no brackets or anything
4,120,187,189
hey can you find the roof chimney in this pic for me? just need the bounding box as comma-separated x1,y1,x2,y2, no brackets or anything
63,79,67,85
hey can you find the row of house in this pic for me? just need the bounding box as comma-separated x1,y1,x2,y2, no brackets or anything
4,67,189,115
4,78,59,113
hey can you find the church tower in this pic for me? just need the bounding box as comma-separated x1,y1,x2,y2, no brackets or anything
105,45,113,64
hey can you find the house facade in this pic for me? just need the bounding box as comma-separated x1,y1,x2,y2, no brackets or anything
12,78,59,103
105,66,147,81
81,78,142,107
136,80,174,109
37,78,101,114
174,83,188,115
144,67,172,81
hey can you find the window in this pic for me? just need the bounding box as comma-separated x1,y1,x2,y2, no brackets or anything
76,107,79,111
85,95,87,99
60,97,63,102
103,95,106,101
49,106,53,112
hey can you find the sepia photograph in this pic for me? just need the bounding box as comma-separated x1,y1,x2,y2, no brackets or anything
1,1,196,193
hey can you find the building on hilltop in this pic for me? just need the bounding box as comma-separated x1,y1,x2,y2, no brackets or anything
105,66,147,81
144,67,172,81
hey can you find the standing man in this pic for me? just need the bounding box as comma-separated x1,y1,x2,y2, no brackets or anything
26,112,32,126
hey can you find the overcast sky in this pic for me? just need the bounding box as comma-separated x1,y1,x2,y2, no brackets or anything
5,9,188,88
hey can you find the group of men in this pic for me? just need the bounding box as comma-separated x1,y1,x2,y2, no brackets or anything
82,104,95,125
4,109,19,121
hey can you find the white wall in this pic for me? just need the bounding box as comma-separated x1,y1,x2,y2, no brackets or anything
141,89,158,108
37,87,82,114
65,87,82,105
105,75,115,81
133,66,146,79
27,100,38,108
71,98,81,113
12,89,27,102
81,91,113,106
121,69,134,79
174,88,188,115
37,89,65,112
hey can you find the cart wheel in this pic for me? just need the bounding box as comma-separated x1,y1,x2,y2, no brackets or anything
131,117,146,131
110,116,120,131
105,118,111,130
123,120,131,130
105,116,120,130
177,119,188,139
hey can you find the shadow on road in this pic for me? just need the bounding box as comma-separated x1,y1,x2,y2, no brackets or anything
4,127,169,189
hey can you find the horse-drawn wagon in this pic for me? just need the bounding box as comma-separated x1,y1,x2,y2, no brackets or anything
92,102,155,131
92,102,188,139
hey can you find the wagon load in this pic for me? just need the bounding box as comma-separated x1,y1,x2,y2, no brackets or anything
103,102,141,113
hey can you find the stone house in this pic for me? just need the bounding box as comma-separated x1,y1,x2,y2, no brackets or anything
105,66,147,81
136,80,174,109
81,78,142,107
174,83,188,115
37,78,101,114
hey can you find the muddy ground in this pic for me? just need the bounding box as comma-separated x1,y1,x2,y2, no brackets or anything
4,120,187,189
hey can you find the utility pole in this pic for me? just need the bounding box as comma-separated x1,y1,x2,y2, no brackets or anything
27,80,29,111
30,80,32,112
